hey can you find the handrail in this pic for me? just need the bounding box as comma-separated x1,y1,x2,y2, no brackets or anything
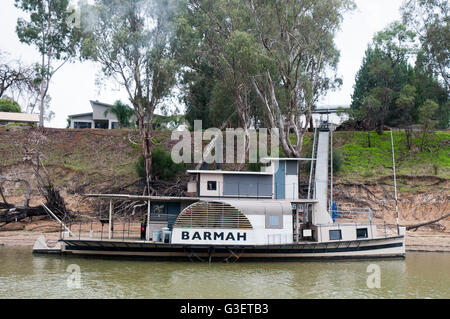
41,202,74,236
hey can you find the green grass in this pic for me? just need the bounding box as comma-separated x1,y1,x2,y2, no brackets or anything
335,131,450,181
1,127,448,191
297,130,449,182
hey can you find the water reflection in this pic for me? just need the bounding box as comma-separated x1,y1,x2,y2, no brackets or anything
0,247,449,299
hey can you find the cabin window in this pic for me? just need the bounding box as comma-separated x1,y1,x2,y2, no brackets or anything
269,215,279,227
207,181,217,191
357,228,368,239
329,229,342,241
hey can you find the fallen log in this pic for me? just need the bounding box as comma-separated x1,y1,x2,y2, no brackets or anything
0,150,70,228
405,213,450,231
0,206,44,224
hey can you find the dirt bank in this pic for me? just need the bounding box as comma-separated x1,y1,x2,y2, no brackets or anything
1,127,449,252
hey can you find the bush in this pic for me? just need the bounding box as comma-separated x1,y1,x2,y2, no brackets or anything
0,98,21,113
300,149,343,174
332,149,343,174
248,161,263,172
135,147,185,180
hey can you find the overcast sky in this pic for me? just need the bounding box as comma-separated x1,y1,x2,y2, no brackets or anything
0,0,404,128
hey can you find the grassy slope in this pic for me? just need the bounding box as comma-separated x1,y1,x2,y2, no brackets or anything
0,127,448,193
0,127,142,193
301,130,449,183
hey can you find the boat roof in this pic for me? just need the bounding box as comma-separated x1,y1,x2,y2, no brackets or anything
186,170,272,175
84,193,318,204
262,157,315,161
216,199,294,215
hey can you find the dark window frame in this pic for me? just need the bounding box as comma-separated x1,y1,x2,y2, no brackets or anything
74,121,92,129
329,229,342,241
356,228,368,239
207,181,217,191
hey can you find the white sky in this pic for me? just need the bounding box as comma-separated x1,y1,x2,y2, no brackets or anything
0,0,404,128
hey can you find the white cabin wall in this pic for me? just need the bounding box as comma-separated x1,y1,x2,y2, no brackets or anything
312,223,378,243
199,173,223,197
285,174,298,200
246,215,293,245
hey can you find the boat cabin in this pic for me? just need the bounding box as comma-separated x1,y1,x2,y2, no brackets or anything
82,154,384,247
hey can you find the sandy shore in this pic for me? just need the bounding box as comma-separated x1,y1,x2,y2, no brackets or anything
1,221,450,252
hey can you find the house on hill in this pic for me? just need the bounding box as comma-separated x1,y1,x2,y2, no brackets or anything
68,100,167,129
0,112,39,126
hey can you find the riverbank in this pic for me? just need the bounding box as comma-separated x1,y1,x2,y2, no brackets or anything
1,222,449,253
1,127,449,252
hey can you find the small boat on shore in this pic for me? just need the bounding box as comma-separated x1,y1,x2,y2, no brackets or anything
34,123,405,261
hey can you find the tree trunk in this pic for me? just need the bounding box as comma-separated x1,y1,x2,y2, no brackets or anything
405,213,450,231
0,154,70,227
404,128,411,150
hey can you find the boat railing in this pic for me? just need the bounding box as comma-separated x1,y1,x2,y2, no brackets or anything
61,214,178,242
329,206,399,238
330,206,373,223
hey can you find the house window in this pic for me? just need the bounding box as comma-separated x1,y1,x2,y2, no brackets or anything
269,215,280,227
329,229,342,241
207,181,217,191
94,121,108,129
357,228,368,239
74,121,91,129
111,122,119,129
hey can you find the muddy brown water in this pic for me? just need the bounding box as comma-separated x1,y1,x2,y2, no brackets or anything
0,246,449,298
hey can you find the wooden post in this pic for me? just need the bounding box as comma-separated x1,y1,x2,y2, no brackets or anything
146,200,151,241
109,199,113,240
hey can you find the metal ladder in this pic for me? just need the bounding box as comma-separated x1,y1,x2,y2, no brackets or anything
307,127,319,200
294,126,319,242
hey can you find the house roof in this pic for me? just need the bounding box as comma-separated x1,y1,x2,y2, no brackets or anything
0,112,39,123
90,100,113,108
68,112,93,118
68,100,168,119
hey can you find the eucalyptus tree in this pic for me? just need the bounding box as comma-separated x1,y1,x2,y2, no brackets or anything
15,0,81,127
249,0,355,158
80,0,179,186
401,0,449,92
176,0,269,167
0,51,52,116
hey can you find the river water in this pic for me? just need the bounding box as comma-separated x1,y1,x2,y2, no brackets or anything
0,246,449,299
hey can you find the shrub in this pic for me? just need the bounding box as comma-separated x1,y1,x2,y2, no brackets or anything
0,98,21,113
332,149,343,174
135,147,185,180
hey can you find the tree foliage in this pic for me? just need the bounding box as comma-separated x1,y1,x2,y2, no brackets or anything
250,0,355,157
135,147,184,180
80,0,180,186
15,0,80,127
401,0,449,91
104,100,134,128
0,98,21,113
351,19,449,143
